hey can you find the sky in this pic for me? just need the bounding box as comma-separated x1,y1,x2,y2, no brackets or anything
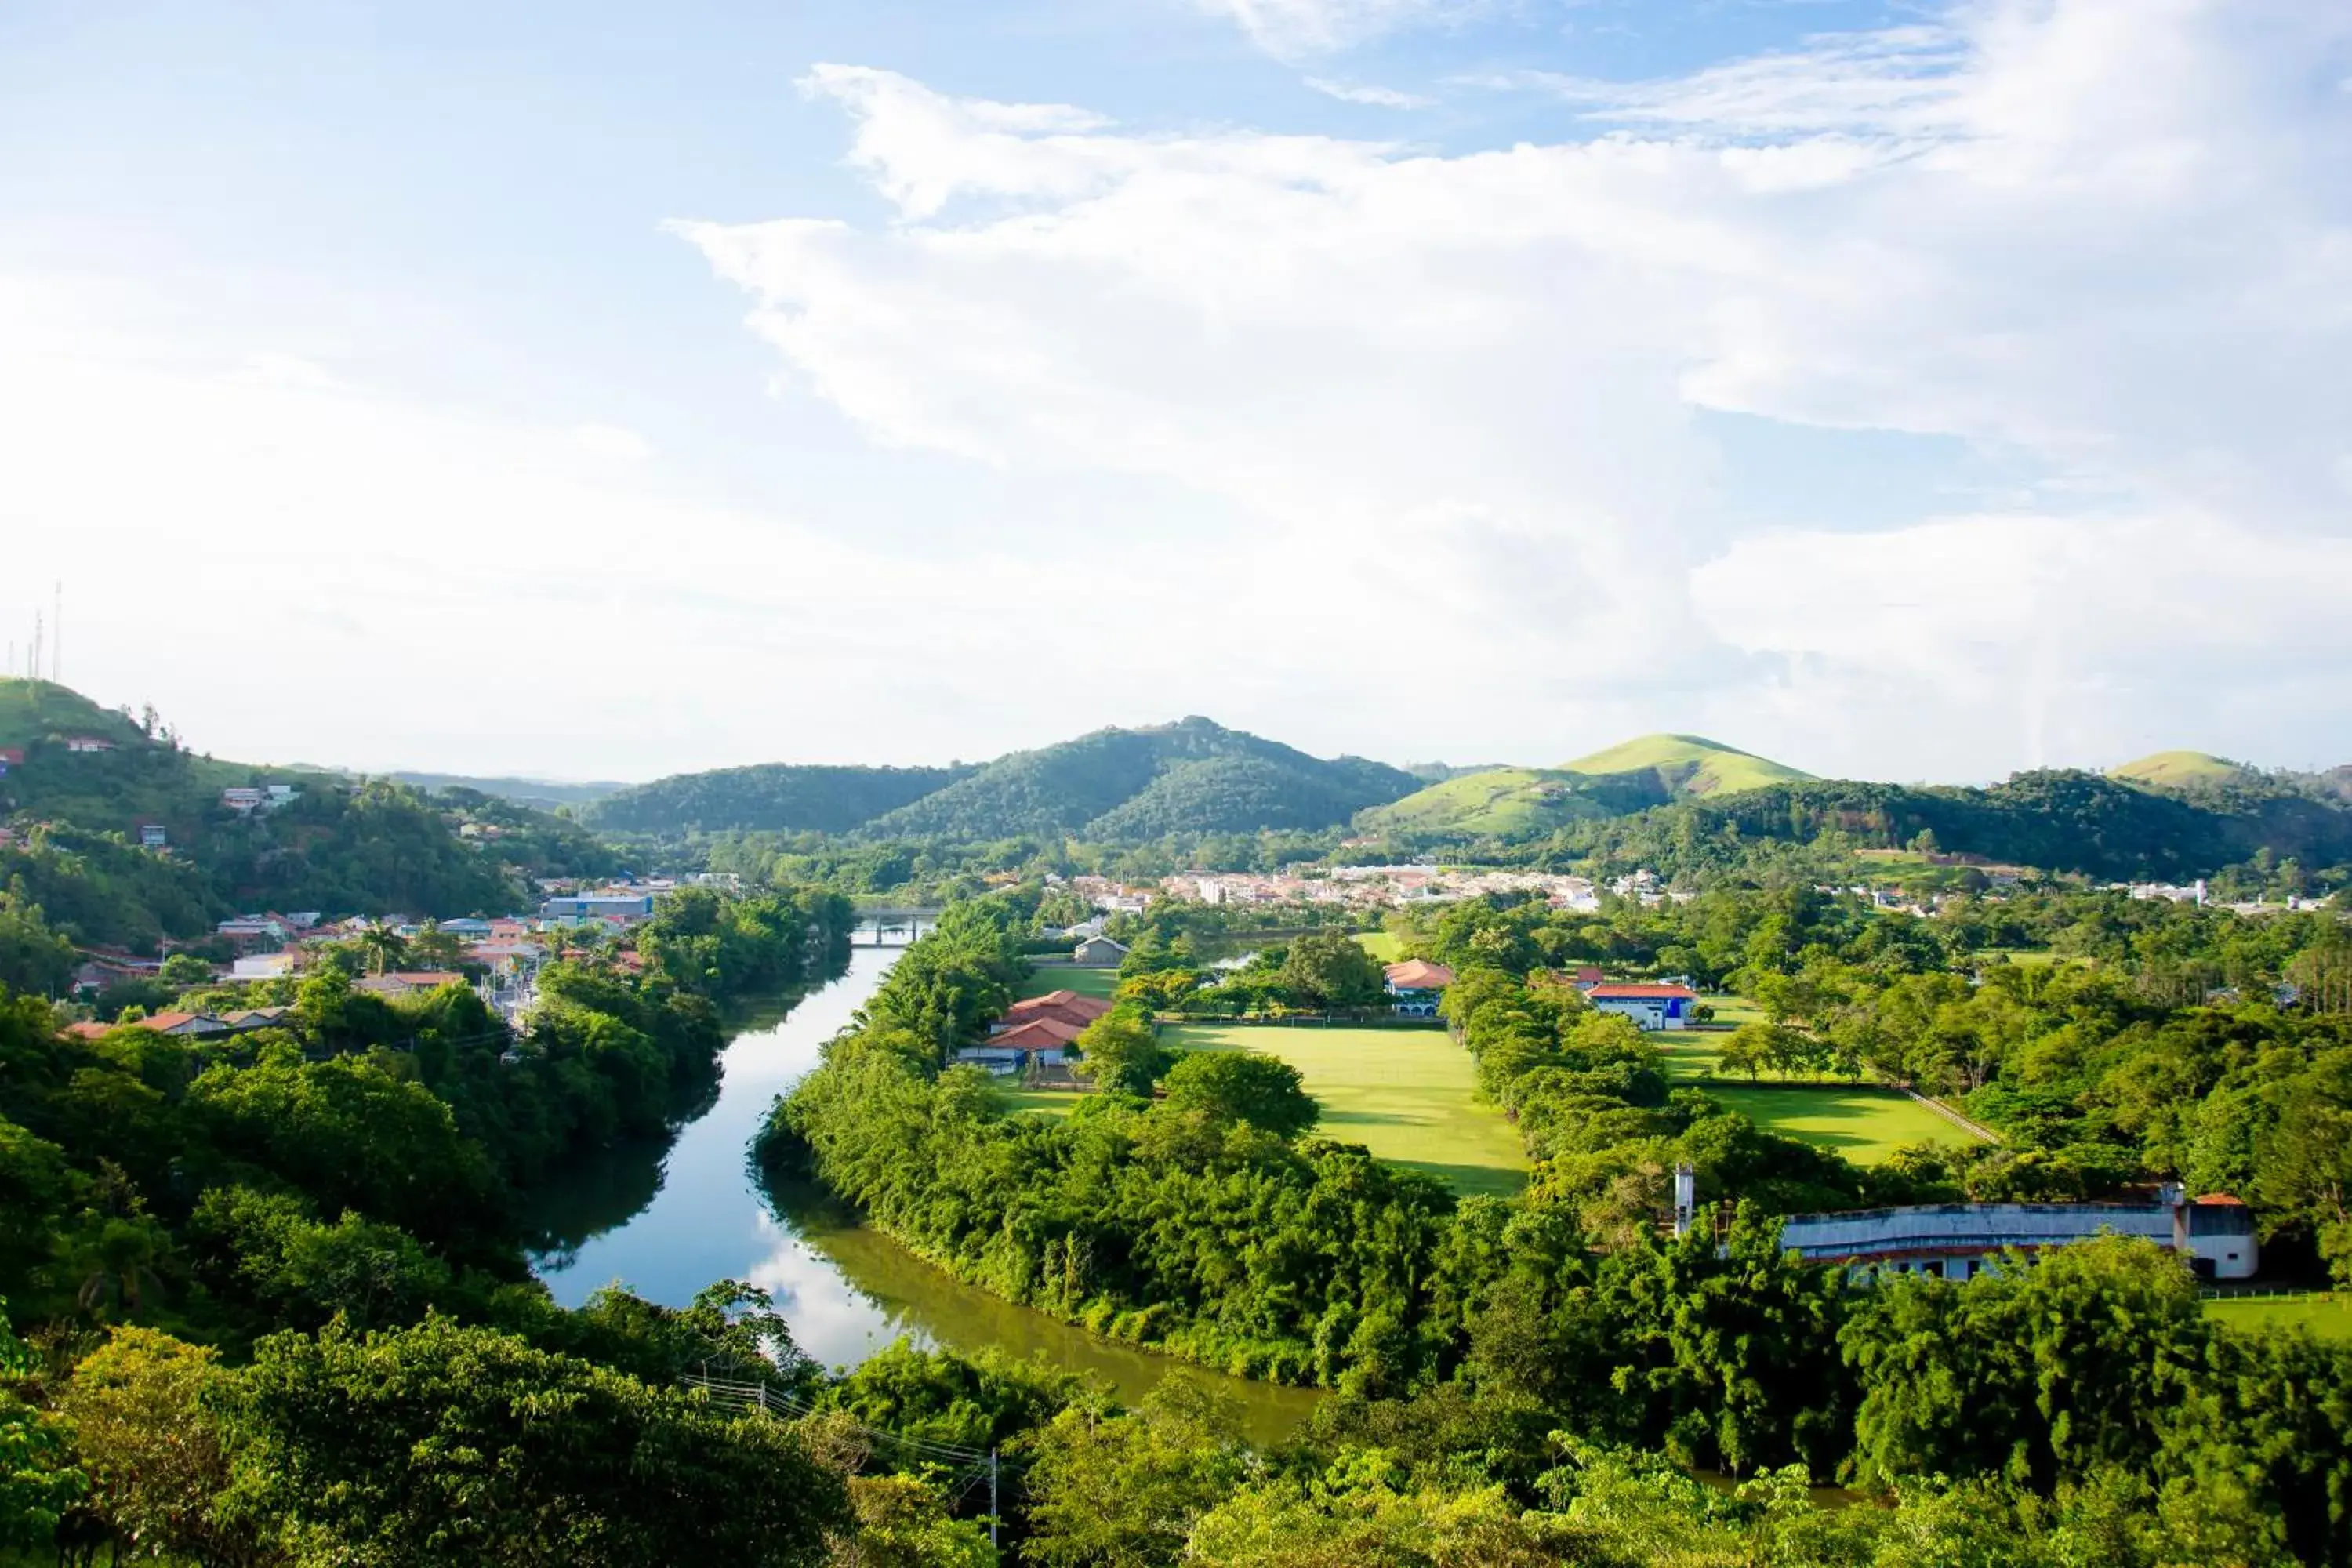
3,0,2348,786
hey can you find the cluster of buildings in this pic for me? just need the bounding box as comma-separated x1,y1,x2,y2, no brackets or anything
1170,865,1624,913
2122,879,2340,916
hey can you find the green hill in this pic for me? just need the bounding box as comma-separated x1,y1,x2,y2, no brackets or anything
587,763,975,837
2109,750,2259,789
0,679,151,750
1357,766,1672,840
862,717,1420,840
0,680,616,944
1561,734,1812,797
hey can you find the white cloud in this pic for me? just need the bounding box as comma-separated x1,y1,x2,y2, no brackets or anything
0,274,1362,777
677,2,2352,775
1304,77,1437,109
570,422,654,461
1196,0,1478,59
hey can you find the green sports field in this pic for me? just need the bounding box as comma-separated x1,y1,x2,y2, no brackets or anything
1167,1023,1528,1197
1699,1083,1968,1163
2204,1293,2352,1339
1017,964,1120,1000
1355,931,1406,962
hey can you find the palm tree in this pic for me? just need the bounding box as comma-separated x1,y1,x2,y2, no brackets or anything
74,1219,168,1316
358,920,408,978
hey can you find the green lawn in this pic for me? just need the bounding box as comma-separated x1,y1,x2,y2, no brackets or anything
1167,1023,1528,1197
998,1086,1081,1120
1355,931,1405,962
1700,1084,1966,1163
1018,964,1120,1000
2205,1294,2352,1340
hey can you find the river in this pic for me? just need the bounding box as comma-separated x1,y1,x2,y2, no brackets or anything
525,947,1319,1443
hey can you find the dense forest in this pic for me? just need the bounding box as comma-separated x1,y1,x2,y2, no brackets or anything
0,884,879,1563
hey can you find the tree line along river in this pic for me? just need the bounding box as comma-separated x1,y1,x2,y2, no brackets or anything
522,946,1320,1443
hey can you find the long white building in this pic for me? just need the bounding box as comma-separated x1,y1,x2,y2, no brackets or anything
1773,1190,2257,1283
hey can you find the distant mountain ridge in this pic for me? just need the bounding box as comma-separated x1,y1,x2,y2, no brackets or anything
590,718,1422,840
590,763,978,836
864,717,1420,840
390,771,630,811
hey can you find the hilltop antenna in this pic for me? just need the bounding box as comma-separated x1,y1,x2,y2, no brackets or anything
28,612,40,687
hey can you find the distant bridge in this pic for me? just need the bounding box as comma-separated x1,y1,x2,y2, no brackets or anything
851,907,940,947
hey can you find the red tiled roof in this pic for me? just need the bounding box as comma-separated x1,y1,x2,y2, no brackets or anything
64,1020,110,1039
1588,984,1697,1000
993,1018,1081,1051
2194,1192,2247,1206
1383,960,1454,990
1008,992,1112,1025
139,1011,204,1030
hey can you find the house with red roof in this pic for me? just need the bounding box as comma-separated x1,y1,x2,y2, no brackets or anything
1382,959,1455,1018
1000,989,1114,1033
1587,982,1698,1031
956,990,1116,1076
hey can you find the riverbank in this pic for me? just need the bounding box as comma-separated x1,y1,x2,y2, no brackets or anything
527,947,1322,1442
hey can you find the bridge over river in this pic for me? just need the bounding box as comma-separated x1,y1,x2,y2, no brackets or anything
851,906,940,946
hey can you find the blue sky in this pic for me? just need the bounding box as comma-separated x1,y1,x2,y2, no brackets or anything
5,1,2348,782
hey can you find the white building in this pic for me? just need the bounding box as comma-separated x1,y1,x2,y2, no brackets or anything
1773,1191,2257,1283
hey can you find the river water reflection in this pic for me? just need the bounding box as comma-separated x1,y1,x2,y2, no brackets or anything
526,947,1319,1443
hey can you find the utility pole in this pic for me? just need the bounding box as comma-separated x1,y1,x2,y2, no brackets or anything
988,1449,1000,1548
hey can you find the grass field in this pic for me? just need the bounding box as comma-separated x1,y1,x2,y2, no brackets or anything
1167,1023,1528,1197
1356,931,1405,962
1700,1084,1965,1163
998,1086,1080,1120
1018,964,1120,1000
2204,1293,2352,1339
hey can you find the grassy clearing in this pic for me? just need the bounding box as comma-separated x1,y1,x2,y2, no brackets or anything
2205,1294,2352,1339
1702,1084,1965,1163
1168,1023,1528,1198
998,1087,1081,1120
1018,964,1120,1000
1356,931,1405,962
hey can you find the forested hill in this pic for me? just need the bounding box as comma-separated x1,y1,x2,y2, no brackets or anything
859,717,1421,839
587,762,977,835
1554,769,2352,883
0,680,619,950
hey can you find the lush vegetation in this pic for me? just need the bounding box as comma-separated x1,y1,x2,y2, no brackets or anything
0,880,893,1564
764,898,2352,1561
